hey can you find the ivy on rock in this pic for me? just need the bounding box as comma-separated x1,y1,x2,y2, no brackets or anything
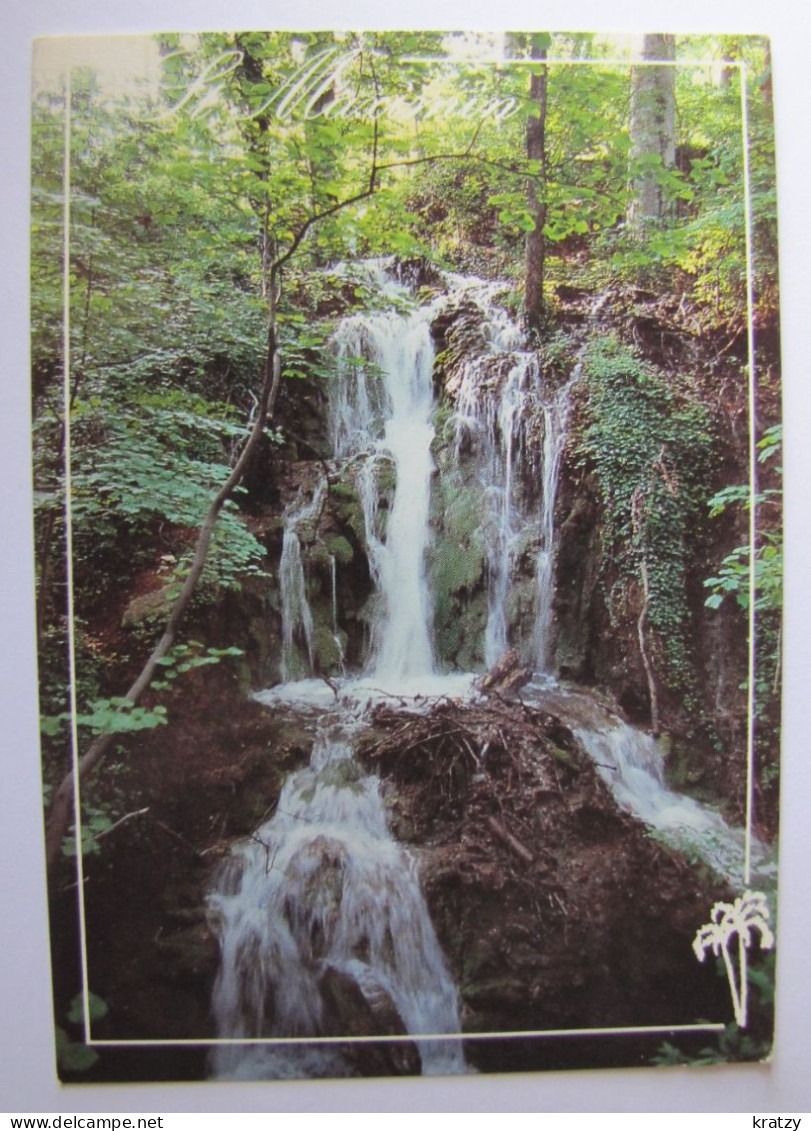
579,337,715,719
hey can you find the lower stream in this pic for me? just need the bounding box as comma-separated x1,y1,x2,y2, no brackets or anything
209,679,471,1079
207,674,772,1078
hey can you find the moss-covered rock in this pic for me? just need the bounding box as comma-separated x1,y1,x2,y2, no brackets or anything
430,429,493,668
121,584,176,628
311,622,346,674
323,534,354,565
433,537,484,598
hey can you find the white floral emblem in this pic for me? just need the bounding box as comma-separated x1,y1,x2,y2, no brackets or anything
693,890,774,1027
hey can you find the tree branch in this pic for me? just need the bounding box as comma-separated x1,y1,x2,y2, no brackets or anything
45,296,282,873
274,122,484,272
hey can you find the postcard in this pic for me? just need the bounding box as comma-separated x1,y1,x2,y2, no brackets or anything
30,30,781,1084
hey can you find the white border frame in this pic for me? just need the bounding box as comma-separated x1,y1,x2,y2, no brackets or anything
57,40,757,1052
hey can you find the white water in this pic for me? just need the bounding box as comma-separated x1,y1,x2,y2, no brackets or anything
532,371,577,670
451,281,574,671
523,681,776,888
577,721,776,887
279,481,326,681
330,276,438,683
209,715,466,1079
328,554,346,675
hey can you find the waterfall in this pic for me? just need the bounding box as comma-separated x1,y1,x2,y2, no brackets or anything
532,368,578,670
576,720,775,886
330,280,438,685
211,267,469,1079
329,554,345,675
455,353,536,666
209,265,773,1079
524,681,776,888
279,482,326,681
451,282,574,672
326,268,573,678
209,714,466,1079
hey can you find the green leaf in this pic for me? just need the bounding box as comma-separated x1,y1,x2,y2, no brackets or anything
56,1032,99,1074
67,991,109,1024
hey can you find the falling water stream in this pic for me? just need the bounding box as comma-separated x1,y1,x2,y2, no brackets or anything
279,482,326,681
519,680,776,889
209,709,465,1079
330,282,438,685
209,263,769,1077
210,267,468,1078
452,307,576,669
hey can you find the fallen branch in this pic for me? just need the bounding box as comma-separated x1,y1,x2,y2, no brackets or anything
148,814,201,857
484,815,534,866
93,806,150,841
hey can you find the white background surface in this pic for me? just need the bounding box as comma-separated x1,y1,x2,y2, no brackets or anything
2,0,810,1114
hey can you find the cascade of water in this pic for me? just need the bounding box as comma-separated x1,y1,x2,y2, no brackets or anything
455,353,537,666
330,282,438,685
330,553,338,635
532,367,578,670
575,720,775,886
209,270,469,1078
329,554,346,674
451,282,574,672
522,681,775,887
209,717,466,1079
279,482,326,681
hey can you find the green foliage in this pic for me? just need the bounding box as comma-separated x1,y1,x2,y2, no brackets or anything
653,949,774,1066
63,807,115,857
67,990,109,1024
56,1026,98,1073
703,425,781,799
151,641,244,690
704,425,782,614
605,41,776,329
65,699,168,737
56,992,108,1074
653,1023,769,1066
61,393,266,612
579,337,714,698
42,641,245,741
399,45,630,276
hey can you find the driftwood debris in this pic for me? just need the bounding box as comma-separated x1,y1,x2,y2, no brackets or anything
475,650,532,698
358,692,594,893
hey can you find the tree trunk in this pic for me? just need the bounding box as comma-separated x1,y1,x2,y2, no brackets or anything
762,39,773,111
45,299,282,873
719,36,742,90
628,34,676,235
524,37,548,335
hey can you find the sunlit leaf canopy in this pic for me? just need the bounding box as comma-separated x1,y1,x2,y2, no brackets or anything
31,27,777,731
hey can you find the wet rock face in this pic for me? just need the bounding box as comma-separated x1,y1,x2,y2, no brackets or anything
318,966,422,1074
429,450,489,671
